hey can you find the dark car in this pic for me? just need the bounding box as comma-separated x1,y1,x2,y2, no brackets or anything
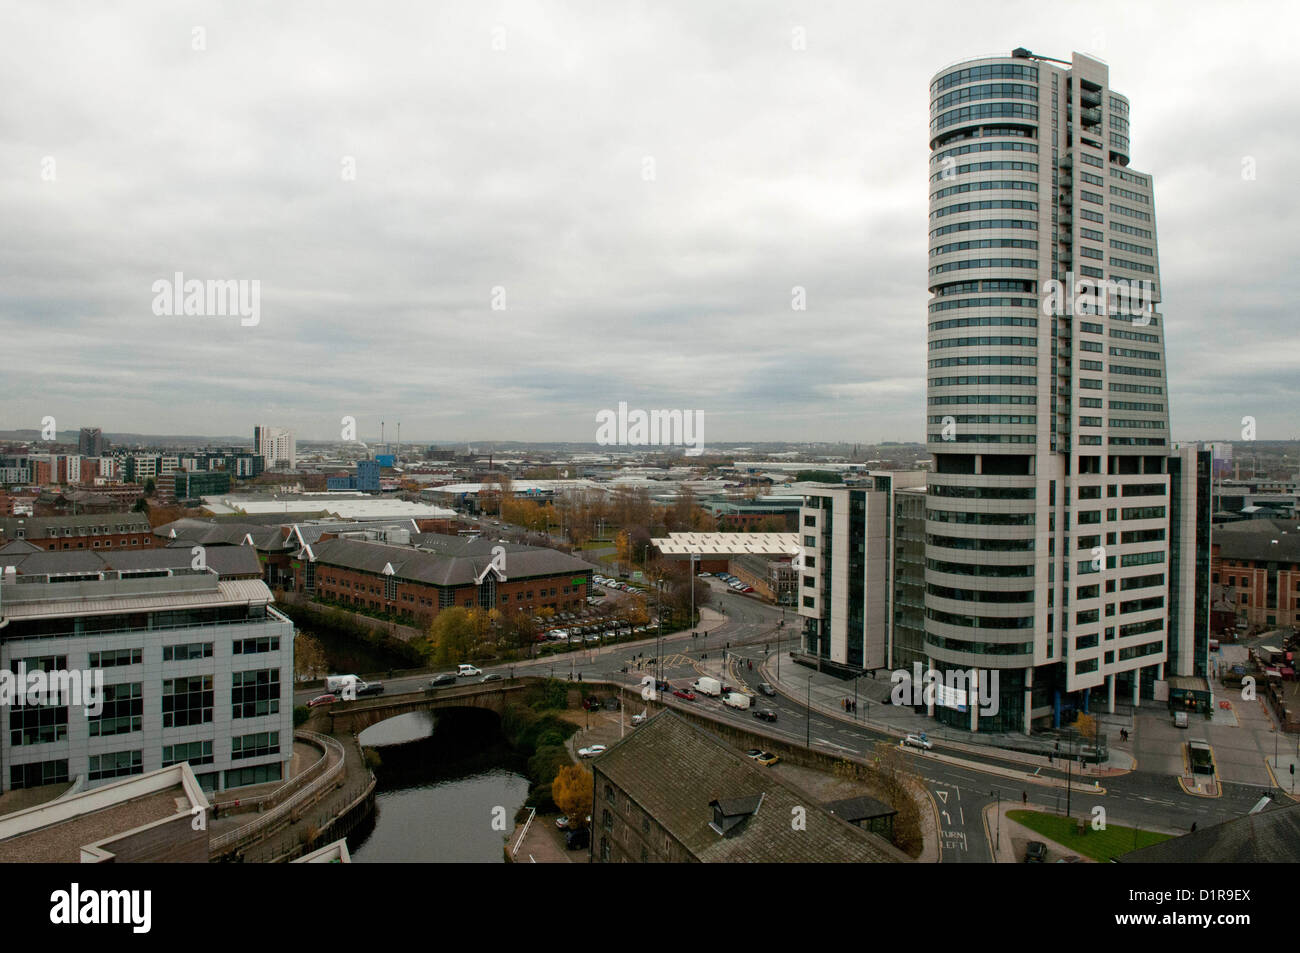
655,680,671,693
1024,841,1047,863
565,827,590,851
356,681,385,697
758,683,776,696
753,709,778,722
428,673,457,688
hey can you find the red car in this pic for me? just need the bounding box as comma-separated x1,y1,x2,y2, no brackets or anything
307,693,337,708
672,689,697,701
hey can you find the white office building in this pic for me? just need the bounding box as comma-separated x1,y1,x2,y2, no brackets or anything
923,49,1207,732
0,568,294,793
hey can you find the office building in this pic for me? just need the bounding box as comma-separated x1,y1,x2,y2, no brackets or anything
796,472,925,675
0,567,294,794
923,49,1203,731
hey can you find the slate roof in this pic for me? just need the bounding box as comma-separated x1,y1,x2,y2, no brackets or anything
593,710,908,863
1121,799,1300,863
309,534,595,587
1213,520,1300,562
0,513,151,538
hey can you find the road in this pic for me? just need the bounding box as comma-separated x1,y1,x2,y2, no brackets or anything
296,574,1273,862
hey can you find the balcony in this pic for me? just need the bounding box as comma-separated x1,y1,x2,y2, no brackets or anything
1080,107,1102,127
1081,88,1102,108
1059,154,1073,170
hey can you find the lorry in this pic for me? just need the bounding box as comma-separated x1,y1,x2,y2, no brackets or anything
692,676,722,698
722,691,752,711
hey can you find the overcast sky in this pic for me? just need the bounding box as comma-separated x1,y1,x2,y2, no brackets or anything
2,0,1296,446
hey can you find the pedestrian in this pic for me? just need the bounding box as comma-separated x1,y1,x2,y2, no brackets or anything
1190,822,1197,833
1022,791,1028,805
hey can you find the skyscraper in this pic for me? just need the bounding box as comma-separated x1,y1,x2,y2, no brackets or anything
253,425,296,470
78,427,104,457
925,49,1194,733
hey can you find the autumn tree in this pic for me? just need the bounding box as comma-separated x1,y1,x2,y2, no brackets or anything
429,606,492,667
552,764,593,826
1074,712,1097,744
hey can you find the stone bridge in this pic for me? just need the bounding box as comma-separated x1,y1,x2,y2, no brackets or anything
326,679,533,734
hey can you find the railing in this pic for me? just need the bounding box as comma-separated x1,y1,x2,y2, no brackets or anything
513,807,536,857
212,729,336,816
211,731,346,853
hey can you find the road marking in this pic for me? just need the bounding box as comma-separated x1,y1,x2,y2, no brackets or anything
935,789,949,804
815,738,860,753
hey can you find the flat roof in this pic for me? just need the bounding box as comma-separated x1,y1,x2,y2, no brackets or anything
0,764,208,863
651,532,800,556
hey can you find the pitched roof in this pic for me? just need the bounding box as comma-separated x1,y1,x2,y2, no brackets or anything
1213,520,1300,562
1121,799,1300,863
308,534,593,586
593,711,908,863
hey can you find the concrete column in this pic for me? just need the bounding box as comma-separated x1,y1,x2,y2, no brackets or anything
1107,672,1116,714
925,656,935,718
970,670,979,732
1023,666,1033,736
1131,670,1140,709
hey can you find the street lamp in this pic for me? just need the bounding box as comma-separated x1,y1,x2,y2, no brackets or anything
992,790,1001,853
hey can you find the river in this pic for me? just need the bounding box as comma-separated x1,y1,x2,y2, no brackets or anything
345,709,530,863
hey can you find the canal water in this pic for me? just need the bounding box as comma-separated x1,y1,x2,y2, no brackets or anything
346,709,530,863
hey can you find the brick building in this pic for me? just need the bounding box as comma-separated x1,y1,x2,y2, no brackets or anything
0,513,154,552
1211,519,1300,630
304,534,594,626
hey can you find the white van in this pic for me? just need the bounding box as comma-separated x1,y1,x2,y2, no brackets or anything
1173,710,1189,729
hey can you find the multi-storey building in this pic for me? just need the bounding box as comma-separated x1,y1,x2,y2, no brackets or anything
254,426,296,470
796,472,926,673
77,428,105,457
1210,518,1300,629
305,534,594,626
924,49,1205,732
0,514,155,552
0,567,293,794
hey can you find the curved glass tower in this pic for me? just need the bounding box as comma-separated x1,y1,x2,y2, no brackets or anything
925,50,1171,733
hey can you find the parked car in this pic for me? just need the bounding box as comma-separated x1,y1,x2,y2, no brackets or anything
631,713,647,726
745,749,763,759
1024,841,1047,863
578,744,608,758
307,693,337,708
755,752,780,766
903,733,933,751
672,689,697,701
428,673,457,688
753,709,778,722
356,681,385,697
565,828,590,851
697,571,712,577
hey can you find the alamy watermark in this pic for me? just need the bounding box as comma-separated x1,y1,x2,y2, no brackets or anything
151,272,260,326
595,402,704,456
890,663,999,717
1,663,104,716
1041,270,1154,326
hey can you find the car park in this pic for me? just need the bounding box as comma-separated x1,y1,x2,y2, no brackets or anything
307,693,337,708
